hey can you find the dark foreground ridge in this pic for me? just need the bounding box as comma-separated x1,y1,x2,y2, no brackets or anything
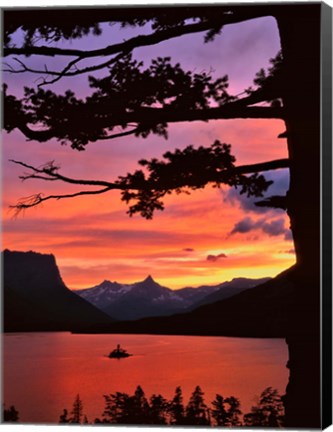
3,249,113,332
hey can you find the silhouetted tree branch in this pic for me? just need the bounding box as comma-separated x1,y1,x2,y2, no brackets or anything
4,78,283,149
11,188,112,216
3,46,284,148
10,144,289,217
10,159,122,188
4,8,270,59
3,21,220,58
3,52,130,88
3,9,274,89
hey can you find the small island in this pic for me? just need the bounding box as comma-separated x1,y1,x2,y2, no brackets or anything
108,344,132,359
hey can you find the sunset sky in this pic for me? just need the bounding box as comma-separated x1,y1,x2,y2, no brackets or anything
2,11,295,289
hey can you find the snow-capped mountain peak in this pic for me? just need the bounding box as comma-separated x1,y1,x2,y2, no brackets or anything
75,275,271,321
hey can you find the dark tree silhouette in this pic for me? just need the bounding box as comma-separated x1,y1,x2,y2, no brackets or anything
129,385,151,424
101,391,130,424
211,394,242,426
185,385,210,425
70,394,84,424
85,384,284,426
225,396,243,426
243,386,285,427
2,4,326,427
3,405,19,423
211,394,228,426
168,385,186,425
59,394,86,424
101,386,150,425
59,408,70,424
1,385,283,426
148,394,169,425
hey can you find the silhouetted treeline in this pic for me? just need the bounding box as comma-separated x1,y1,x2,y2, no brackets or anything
3,386,284,426
59,386,285,427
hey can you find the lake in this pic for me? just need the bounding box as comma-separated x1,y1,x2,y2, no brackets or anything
3,332,288,424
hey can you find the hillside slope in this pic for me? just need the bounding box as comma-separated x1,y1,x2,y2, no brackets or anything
3,250,113,332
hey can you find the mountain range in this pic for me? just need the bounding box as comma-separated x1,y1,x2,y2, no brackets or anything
3,249,291,337
83,266,294,338
76,275,271,320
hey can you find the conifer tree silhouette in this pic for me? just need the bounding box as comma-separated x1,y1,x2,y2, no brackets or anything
243,387,285,427
185,385,210,425
58,394,86,424
168,386,186,425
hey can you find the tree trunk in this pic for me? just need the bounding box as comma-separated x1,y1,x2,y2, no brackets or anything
276,5,321,428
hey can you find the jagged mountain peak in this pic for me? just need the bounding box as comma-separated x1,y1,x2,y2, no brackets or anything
77,272,272,321
143,275,155,283
101,279,112,285
81,279,126,292
137,275,159,286
133,275,168,295
99,279,120,288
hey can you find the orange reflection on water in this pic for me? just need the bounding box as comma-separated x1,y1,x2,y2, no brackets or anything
4,332,289,424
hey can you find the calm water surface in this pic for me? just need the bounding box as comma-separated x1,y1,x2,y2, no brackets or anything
3,332,288,424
